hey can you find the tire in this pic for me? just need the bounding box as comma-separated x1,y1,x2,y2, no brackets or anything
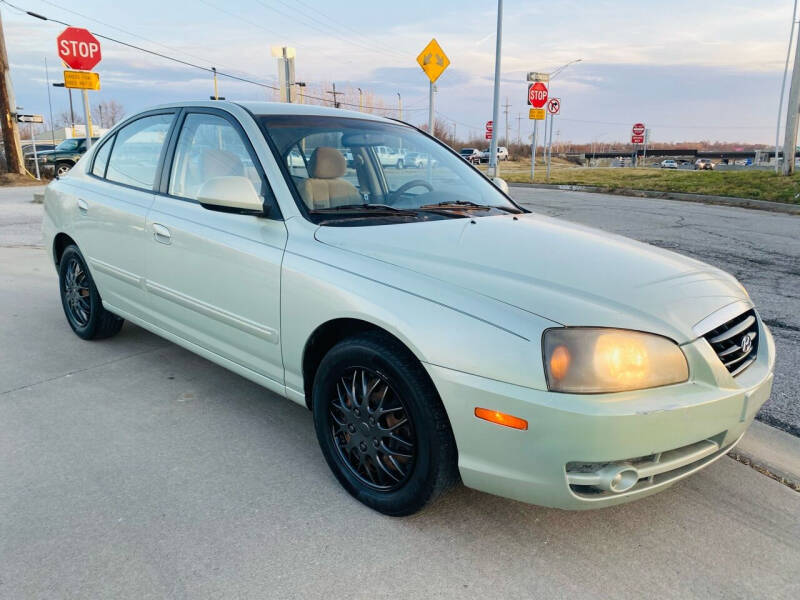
58,245,124,340
312,331,459,516
396,159,404,169
55,162,73,177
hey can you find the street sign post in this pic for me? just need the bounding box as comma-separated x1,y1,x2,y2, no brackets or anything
528,108,545,120
547,97,560,115
16,114,44,123
63,70,100,91
417,38,450,146
57,27,101,151
17,113,44,179
527,82,548,108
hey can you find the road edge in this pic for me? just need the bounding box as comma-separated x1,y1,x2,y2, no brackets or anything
509,182,800,215
728,421,800,491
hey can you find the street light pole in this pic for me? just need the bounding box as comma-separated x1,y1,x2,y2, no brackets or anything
488,0,503,178
776,0,798,172
543,58,581,181
783,15,800,175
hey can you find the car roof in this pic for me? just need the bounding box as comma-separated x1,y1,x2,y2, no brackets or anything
146,100,395,124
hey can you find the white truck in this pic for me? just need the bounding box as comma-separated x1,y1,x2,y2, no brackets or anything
375,146,406,169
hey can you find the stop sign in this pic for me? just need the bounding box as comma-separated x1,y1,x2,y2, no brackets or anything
57,27,102,71
632,123,646,136
528,82,548,108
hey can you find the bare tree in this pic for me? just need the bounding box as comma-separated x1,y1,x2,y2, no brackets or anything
92,100,125,128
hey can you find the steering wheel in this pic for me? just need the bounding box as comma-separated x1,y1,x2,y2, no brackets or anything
394,179,434,196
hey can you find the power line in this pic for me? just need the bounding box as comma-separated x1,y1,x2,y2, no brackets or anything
1,0,425,113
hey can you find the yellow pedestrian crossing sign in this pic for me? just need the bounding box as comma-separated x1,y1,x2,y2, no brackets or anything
416,38,450,83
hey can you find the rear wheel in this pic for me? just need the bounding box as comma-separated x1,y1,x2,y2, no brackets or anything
58,245,124,340
312,331,459,516
396,159,404,169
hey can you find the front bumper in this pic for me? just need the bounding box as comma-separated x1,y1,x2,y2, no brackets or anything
425,318,775,510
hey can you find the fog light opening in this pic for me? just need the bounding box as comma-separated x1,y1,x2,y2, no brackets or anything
598,465,639,493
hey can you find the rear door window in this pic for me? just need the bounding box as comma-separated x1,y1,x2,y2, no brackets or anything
106,113,174,190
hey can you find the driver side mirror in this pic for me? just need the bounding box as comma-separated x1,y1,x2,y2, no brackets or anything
197,176,264,215
492,177,509,194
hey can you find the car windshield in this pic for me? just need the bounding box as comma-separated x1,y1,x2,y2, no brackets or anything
55,139,81,152
260,115,520,225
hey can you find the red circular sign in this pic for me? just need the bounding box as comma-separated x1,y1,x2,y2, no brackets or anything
632,123,646,136
485,120,493,132
57,27,102,71
528,82,549,108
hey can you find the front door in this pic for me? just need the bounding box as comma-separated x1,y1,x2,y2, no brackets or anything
144,109,287,385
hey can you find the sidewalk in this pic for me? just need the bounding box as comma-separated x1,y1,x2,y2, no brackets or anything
730,421,800,490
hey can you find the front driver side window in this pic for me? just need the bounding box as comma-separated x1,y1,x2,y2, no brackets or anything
168,113,262,201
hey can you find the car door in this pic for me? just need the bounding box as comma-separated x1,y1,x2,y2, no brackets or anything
144,108,287,385
74,110,177,317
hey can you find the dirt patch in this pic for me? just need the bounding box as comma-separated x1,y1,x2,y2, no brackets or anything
0,173,51,187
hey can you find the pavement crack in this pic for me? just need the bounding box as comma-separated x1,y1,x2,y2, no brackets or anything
0,346,166,397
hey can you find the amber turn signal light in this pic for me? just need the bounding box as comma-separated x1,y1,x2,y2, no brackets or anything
474,407,528,430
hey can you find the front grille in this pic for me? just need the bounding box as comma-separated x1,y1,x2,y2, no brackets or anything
703,309,759,376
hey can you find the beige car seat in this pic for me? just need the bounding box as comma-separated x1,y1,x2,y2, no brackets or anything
296,147,361,210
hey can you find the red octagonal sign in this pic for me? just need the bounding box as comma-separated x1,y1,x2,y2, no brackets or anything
527,82,548,108
57,27,102,71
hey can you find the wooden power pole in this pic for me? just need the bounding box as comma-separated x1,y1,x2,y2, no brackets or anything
0,10,24,175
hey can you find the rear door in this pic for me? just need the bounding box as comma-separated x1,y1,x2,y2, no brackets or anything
144,108,287,385
73,110,177,317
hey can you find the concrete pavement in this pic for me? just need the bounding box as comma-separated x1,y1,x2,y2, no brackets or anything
1,185,799,598
512,186,800,437
1,246,799,599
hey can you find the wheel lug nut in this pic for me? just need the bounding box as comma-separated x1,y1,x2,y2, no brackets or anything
354,409,360,416
348,424,356,433
373,438,379,447
359,441,367,451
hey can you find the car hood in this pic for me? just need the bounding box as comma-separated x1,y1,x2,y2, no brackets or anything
314,213,750,343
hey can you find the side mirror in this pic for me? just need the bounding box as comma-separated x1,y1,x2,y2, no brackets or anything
492,177,509,194
197,176,264,214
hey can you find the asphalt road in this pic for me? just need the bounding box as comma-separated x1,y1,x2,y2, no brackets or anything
1,185,799,599
513,186,800,436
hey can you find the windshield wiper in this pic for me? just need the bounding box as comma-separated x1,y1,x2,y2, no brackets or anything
419,200,519,213
310,203,419,217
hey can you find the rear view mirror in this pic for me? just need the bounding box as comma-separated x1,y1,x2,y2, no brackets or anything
492,177,509,194
197,176,264,214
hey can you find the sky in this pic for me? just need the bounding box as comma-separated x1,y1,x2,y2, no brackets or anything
2,0,797,145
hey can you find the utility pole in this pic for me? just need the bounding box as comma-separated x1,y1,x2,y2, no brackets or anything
44,58,56,148
0,10,24,174
212,67,219,100
327,83,343,108
488,0,503,178
397,92,402,121
296,81,306,104
53,83,76,137
776,0,798,172
783,18,800,174
357,87,363,111
516,113,522,145
502,97,511,148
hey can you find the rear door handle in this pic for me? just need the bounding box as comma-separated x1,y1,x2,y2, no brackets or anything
152,223,171,245
77,198,88,213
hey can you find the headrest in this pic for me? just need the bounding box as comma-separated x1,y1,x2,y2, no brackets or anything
309,147,346,179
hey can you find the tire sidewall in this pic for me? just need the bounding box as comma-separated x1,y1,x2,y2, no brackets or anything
312,338,440,516
59,246,102,339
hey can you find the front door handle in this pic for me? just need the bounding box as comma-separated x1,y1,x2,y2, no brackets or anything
152,223,171,245
77,198,88,213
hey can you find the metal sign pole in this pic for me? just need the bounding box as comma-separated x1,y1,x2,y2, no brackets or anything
531,119,538,182
546,113,553,180
488,0,503,178
427,80,435,181
31,128,40,179
81,88,92,150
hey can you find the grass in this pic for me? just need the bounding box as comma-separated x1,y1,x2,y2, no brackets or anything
479,161,800,205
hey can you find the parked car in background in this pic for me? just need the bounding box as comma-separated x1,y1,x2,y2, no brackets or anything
36,137,100,177
479,146,509,163
660,159,677,169
460,147,481,164
43,101,774,516
695,158,714,170
405,152,437,169
375,146,405,169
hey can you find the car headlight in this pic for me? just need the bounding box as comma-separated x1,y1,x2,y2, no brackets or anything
542,328,688,393
41,155,51,163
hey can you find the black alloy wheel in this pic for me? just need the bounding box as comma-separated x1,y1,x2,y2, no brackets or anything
312,332,459,516
329,367,416,491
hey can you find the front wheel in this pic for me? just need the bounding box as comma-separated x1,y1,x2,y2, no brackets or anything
312,332,459,516
59,245,124,340
396,159,404,169
55,162,73,177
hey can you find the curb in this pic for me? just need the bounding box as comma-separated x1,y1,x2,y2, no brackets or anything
509,182,800,215
728,421,800,490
